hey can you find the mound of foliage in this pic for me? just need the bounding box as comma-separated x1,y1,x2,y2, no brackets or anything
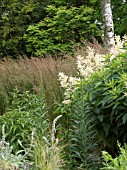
69,51,127,157
101,143,127,169
24,5,101,56
0,89,48,153
57,50,127,169
81,52,127,153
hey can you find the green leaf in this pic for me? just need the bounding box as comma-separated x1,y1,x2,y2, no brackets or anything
102,123,110,136
97,115,104,122
95,81,102,88
101,98,108,106
122,113,127,124
89,92,94,102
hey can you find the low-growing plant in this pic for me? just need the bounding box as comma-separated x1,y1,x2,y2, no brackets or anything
32,115,64,170
0,125,31,170
101,143,127,170
0,89,48,153
0,113,64,170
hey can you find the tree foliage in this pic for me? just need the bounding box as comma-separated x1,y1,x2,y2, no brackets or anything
24,5,101,57
0,0,100,58
0,0,127,57
112,0,127,37
0,0,51,58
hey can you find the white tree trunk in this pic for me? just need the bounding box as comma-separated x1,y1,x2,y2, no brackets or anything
101,0,114,50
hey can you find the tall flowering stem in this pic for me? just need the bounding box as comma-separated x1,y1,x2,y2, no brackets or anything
58,72,80,104
51,115,62,145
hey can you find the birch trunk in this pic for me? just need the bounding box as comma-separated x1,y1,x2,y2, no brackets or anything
101,0,114,50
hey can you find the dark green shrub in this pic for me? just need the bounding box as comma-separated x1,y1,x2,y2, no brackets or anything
75,52,127,154
58,51,127,168
0,0,53,58
112,1,127,37
24,5,101,56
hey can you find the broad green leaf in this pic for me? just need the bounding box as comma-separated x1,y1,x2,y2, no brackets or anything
95,108,101,114
94,81,102,88
97,115,104,122
122,113,127,124
103,123,110,136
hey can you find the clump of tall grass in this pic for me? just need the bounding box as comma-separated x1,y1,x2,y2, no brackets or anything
31,115,64,170
74,38,107,58
0,112,63,170
0,56,77,116
0,39,105,115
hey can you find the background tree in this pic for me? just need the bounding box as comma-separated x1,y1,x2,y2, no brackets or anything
1,0,126,58
0,0,51,58
101,0,114,50
0,0,101,58
24,5,101,57
112,0,127,37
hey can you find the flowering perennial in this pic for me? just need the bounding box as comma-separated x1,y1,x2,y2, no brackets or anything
76,47,104,78
110,35,127,60
58,72,80,104
58,35,127,104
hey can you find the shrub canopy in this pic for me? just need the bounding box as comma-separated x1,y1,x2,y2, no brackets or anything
24,5,101,57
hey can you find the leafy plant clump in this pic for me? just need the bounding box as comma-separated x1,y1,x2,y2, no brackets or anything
75,51,127,154
0,125,30,170
56,40,127,168
67,86,99,169
101,143,127,170
0,89,48,153
32,115,64,170
0,115,64,170
57,76,100,169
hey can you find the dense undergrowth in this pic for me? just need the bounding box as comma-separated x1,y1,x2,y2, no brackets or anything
1,37,127,169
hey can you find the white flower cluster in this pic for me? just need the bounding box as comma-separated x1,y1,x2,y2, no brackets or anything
110,35,127,60
76,47,104,78
58,35,127,104
58,72,80,104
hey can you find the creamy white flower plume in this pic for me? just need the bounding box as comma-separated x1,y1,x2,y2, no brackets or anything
76,47,104,78
58,72,80,104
